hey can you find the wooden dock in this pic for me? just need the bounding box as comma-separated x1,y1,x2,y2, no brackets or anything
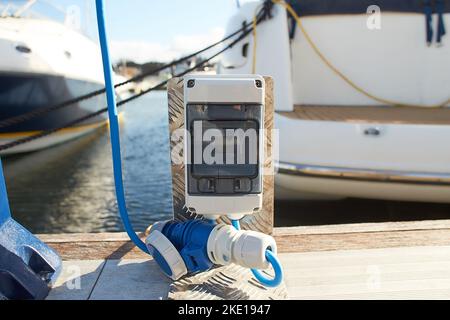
40,219,450,300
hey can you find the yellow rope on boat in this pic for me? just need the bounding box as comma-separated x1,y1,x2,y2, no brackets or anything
251,0,450,108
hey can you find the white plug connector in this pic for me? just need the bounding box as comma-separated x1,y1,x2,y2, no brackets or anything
206,224,277,270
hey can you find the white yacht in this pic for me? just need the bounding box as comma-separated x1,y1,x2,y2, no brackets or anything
221,0,450,203
0,0,124,155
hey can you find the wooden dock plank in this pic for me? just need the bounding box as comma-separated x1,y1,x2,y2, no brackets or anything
38,220,450,260
88,259,171,300
275,219,450,234
279,246,450,300
38,232,148,260
46,245,450,300
39,220,450,300
295,289,450,300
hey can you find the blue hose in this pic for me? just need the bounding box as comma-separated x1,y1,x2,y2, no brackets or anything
95,0,149,254
231,220,283,287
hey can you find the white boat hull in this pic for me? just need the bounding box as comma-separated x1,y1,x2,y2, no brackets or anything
0,17,127,155
221,2,450,202
275,173,450,203
0,121,106,156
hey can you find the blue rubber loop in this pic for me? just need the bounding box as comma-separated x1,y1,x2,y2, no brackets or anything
95,0,149,254
231,220,283,287
231,219,240,230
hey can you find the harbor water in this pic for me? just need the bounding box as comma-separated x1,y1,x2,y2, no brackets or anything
3,91,173,234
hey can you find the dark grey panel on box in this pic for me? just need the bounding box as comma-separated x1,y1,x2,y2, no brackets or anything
186,104,263,196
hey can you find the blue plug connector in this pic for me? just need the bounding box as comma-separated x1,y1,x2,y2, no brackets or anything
146,219,283,287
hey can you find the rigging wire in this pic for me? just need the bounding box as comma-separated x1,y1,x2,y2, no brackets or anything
0,17,260,129
0,21,258,152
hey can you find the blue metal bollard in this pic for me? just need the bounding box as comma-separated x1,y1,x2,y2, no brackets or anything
0,159,62,300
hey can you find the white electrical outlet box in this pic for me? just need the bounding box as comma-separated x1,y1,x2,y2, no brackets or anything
184,75,265,219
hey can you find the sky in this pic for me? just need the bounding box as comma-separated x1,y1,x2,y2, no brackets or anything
106,0,244,63
70,0,252,63
2,0,255,62
103,0,239,63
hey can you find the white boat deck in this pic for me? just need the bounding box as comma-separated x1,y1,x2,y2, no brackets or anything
280,105,450,124
47,245,450,300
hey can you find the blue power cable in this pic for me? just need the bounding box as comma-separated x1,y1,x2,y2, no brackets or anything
231,219,284,287
95,0,149,254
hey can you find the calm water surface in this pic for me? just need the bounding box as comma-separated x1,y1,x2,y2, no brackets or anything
3,91,173,234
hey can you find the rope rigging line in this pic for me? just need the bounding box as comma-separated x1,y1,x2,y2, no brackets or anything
0,23,259,152
0,12,267,130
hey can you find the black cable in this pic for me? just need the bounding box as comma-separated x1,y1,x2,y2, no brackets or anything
0,25,256,152
0,20,255,130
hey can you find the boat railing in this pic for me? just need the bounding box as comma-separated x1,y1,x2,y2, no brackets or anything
1,0,63,19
